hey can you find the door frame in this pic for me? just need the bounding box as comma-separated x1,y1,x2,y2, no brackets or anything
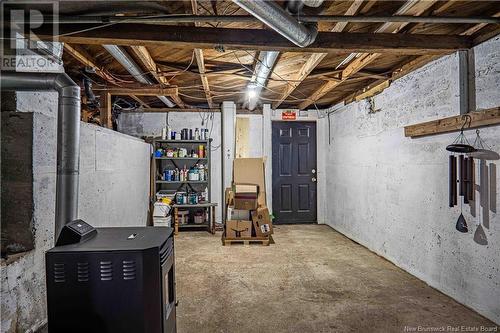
270,119,318,224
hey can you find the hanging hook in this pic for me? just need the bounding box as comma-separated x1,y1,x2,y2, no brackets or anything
460,114,472,132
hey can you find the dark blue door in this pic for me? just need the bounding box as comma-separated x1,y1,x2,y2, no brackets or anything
272,121,317,224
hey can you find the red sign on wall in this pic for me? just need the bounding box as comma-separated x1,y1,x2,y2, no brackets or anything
281,111,297,120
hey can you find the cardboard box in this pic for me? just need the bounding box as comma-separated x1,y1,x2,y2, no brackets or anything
251,207,273,237
225,220,252,238
227,207,250,221
233,183,259,210
233,158,266,207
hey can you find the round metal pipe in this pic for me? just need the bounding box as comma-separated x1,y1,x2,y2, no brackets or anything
232,0,317,47
1,72,81,242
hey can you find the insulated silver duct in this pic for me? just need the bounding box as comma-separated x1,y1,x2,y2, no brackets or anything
1,72,81,242
232,0,317,47
102,44,175,107
248,51,280,111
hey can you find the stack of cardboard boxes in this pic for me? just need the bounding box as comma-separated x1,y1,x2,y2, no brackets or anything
223,158,273,245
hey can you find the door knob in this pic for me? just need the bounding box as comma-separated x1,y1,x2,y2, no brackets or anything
312,169,316,174
312,177,317,182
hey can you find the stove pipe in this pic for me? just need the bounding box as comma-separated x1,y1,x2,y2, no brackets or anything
1,72,81,243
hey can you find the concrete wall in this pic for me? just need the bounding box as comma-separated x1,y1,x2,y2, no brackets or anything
320,37,500,323
117,111,223,223
1,92,150,332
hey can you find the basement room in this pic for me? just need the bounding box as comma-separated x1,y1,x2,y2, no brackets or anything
1,1,499,332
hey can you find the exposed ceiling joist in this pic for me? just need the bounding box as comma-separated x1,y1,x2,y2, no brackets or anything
191,0,214,108
297,53,380,109
94,86,179,97
39,25,472,55
336,6,500,107
298,0,438,109
63,43,107,80
272,0,364,109
129,95,149,108
129,45,186,108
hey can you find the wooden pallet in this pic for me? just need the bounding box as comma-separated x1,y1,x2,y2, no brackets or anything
222,236,270,246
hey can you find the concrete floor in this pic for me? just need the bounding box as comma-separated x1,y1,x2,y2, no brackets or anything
175,225,498,333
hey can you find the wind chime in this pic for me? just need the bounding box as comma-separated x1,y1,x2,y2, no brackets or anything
446,115,475,233
446,115,498,244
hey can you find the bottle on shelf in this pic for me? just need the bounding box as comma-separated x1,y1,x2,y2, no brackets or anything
195,128,200,140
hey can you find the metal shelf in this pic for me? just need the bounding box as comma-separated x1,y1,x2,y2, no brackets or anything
155,140,210,144
154,157,208,160
156,180,208,184
178,223,209,228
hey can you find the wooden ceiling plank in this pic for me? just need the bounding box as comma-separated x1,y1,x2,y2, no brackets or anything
461,11,500,36
298,0,439,109
194,48,214,108
63,43,107,80
297,53,379,109
335,7,500,107
41,25,472,55
191,0,214,108
129,45,186,108
129,95,149,108
272,0,366,109
95,87,179,97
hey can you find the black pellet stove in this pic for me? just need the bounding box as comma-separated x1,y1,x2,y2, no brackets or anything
45,220,176,333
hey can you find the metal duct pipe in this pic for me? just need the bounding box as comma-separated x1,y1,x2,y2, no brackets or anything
102,44,175,107
248,51,280,110
287,0,324,13
301,0,325,7
232,0,317,47
1,72,81,242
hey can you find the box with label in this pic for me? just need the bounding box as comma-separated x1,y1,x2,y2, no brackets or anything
227,207,250,221
233,184,259,210
225,220,252,238
251,207,273,237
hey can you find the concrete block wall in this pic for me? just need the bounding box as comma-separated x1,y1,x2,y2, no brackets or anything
117,111,223,223
320,36,500,323
1,92,150,332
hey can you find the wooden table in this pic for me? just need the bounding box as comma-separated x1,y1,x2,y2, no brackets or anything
172,203,218,235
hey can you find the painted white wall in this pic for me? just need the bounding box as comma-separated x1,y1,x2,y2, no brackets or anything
117,111,223,223
2,94,151,332
319,36,500,324
222,102,236,210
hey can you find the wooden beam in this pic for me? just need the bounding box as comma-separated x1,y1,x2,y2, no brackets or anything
298,53,380,109
94,86,179,97
129,45,186,108
194,49,214,108
404,107,500,138
99,92,112,128
190,0,214,108
122,107,221,113
37,25,472,55
272,0,366,109
298,0,439,109
129,95,149,108
63,43,108,80
461,11,500,36
340,54,440,105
